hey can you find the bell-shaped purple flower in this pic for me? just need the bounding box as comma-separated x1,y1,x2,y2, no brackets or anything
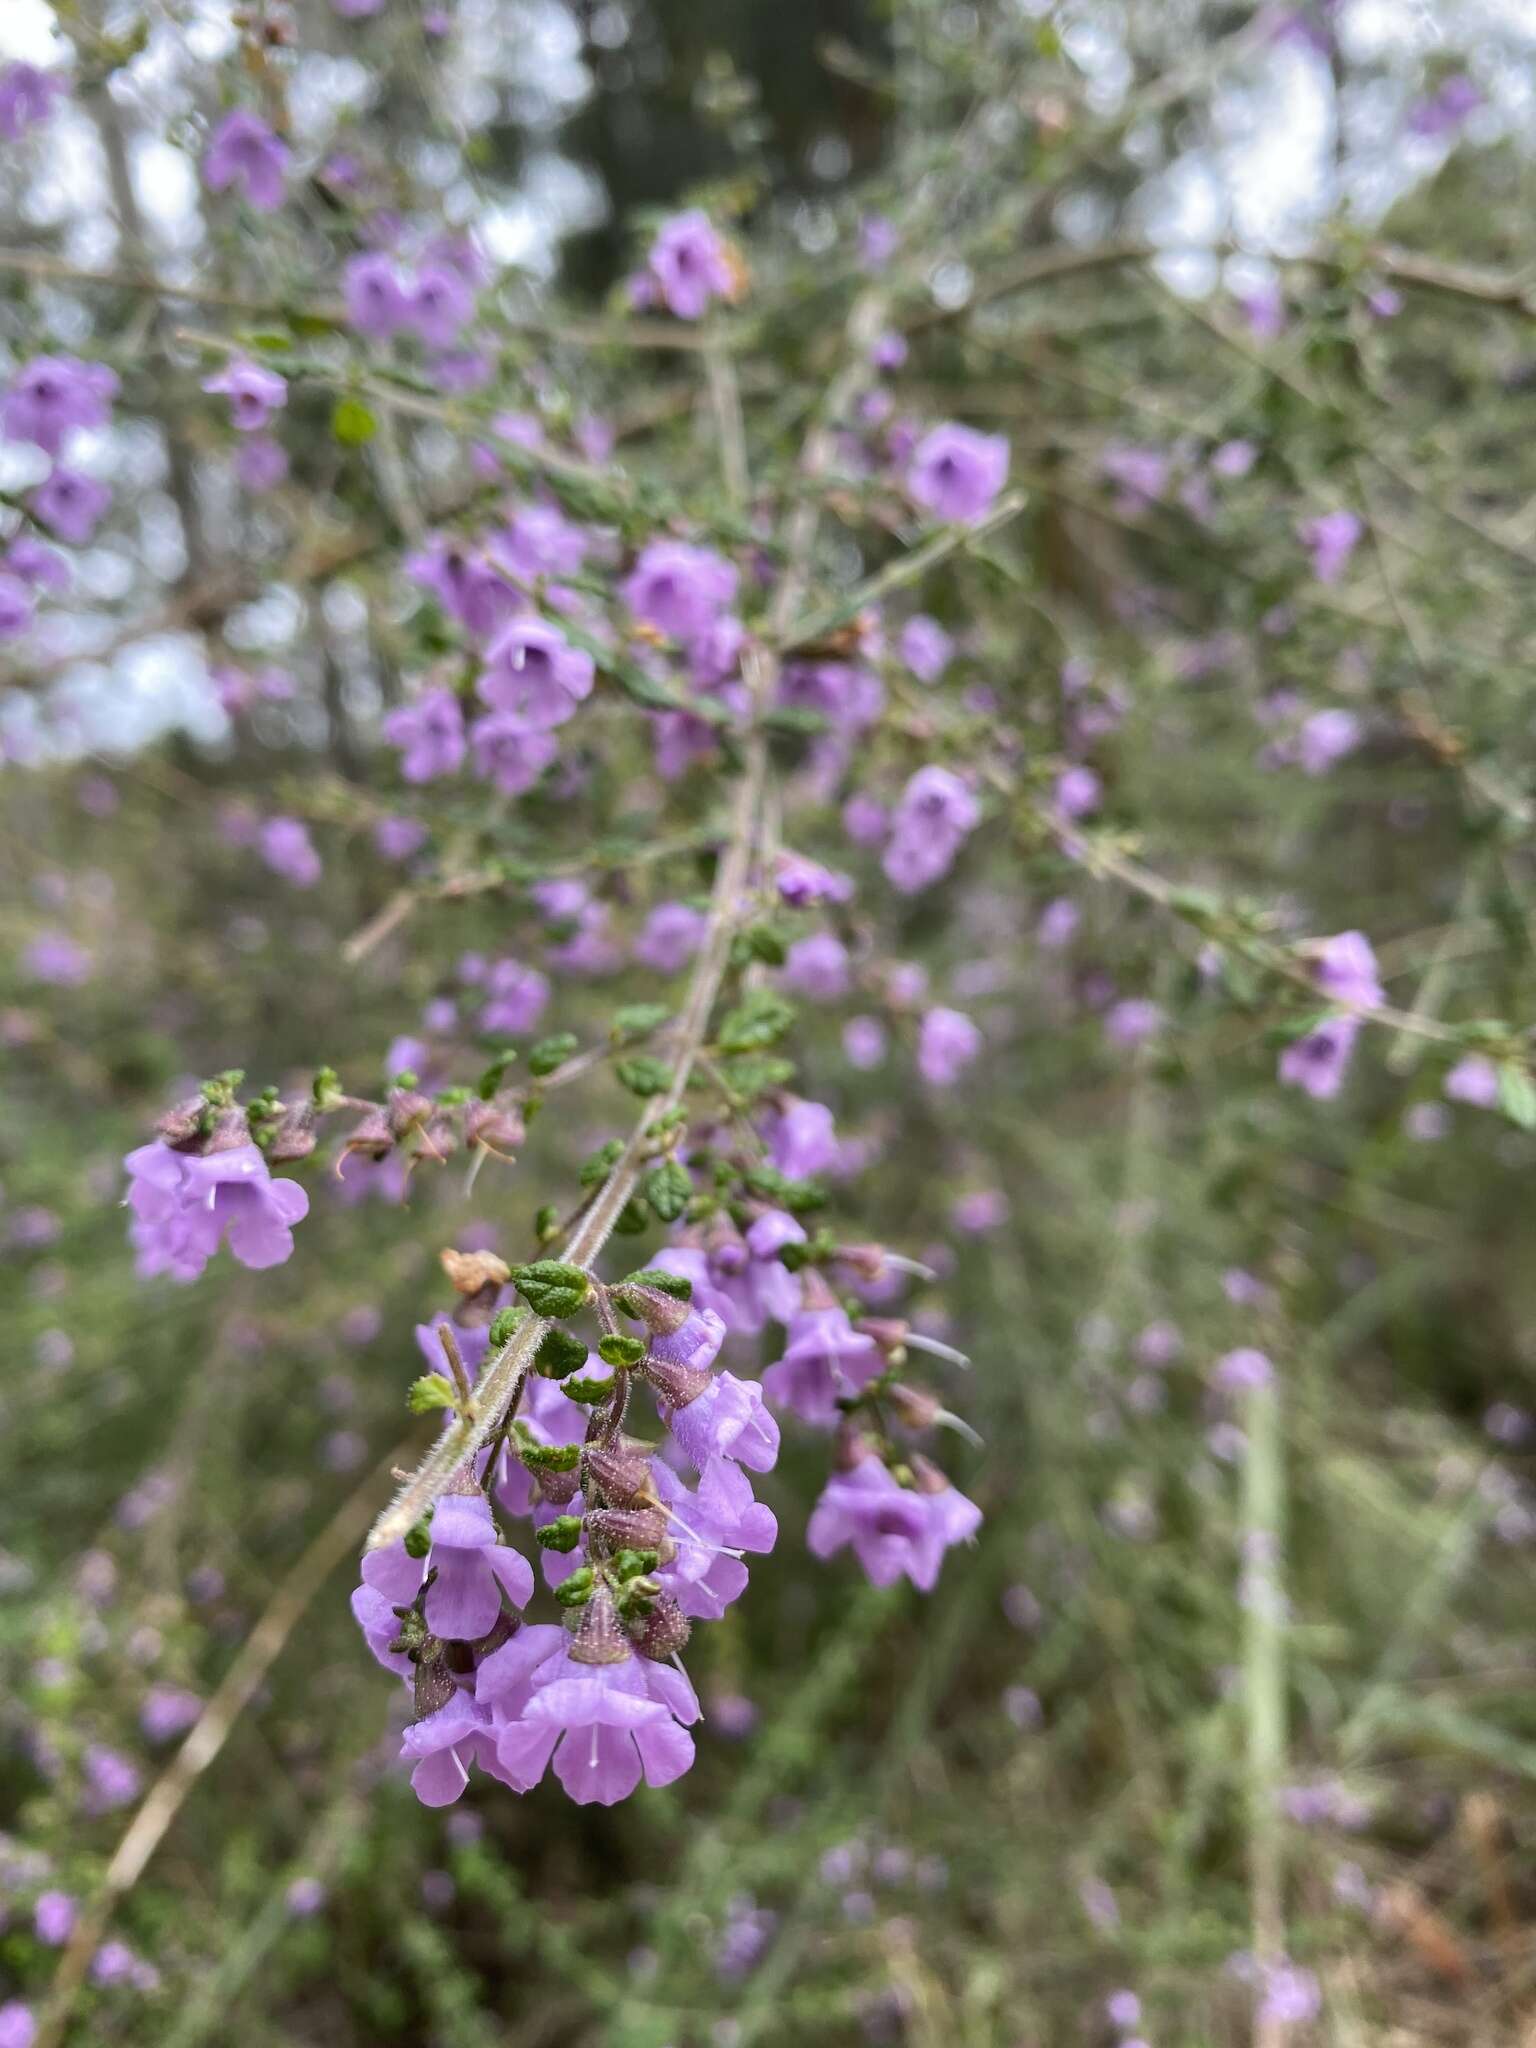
917,1006,982,1087
621,540,737,643
655,1457,777,1620
383,688,466,783
124,1140,309,1282
405,262,475,349
0,61,67,141
418,1491,535,1640
645,210,736,321
3,356,118,456
31,467,109,546
202,358,287,432
477,618,594,729
203,110,290,213
1278,1014,1359,1100
400,1690,498,1807
906,423,1009,524
635,900,709,973
807,1455,981,1590
661,1368,780,1474
763,1301,880,1428
765,1097,839,1179
468,712,558,796
489,1639,700,1806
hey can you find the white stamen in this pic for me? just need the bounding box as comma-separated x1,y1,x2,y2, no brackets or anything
904,1331,971,1371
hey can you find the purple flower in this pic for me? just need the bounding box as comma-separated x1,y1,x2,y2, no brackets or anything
635,901,708,973
139,1684,201,1742
1,568,40,635
23,931,91,986
477,618,594,729
1279,1014,1359,1098
406,262,475,349
431,1492,536,1638
1105,998,1164,1048
0,2006,34,2048
1297,707,1361,775
1311,929,1384,1010
33,1891,75,1944
907,424,1009,524
917,1006,981,1086
374,815,428,861
1053,765,1102,820
952,1188,1007,1234
123,1139,309,1281
1212,1348,1274,1395
259,816,322,888
383,688,466,783
82,1743,140,1812
285,1877,327,1916
763,1303,880,1427
765,1096,839,1179
1212,438,1258,479
655,1457,777,1620
661,1369,780,1473
843,1015,888,1069
8,536,69,591
622,540,737,642
807,1457,981,1590
775,854,852,909
2,356,117,455
1237,277,1286,342
1101,443,1170,507
203,110,290,212
859,215,899,268
1445,1053,1500,1108
883,766,980,894
344,253,411,340
31,467,110,545
0,63,67,141
400,1690,499,1807
1037,897,1080,949
202,357,287,432
237,435,288,491
489,1635,701,1806
497,501,589,583
1409,74,1482,140
899,614,953,681
646,210,736,321
783,931,852,1002
1300,510,1363,584
467,712,558,797
477,958,549,1036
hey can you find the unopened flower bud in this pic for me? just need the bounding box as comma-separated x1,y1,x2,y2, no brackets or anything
611,1281,693,1336
855,1316,908,1360
412,1653,457,1721
536,1465,581,1507
586,1505,668,1553
633,1590,692,1662
641,1351,713,1410
887,1383,941,1431
834,1425,880,1473
266,1101,318,1162
582,1441,656,1509
568,1584,631,1666
342,1105,394,1161
908,1453,953,1496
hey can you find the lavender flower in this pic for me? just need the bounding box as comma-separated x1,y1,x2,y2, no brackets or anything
383,688,466,783
1445,1053,1500,1108
259,817,322,888
0,63,67,141
763,1301,880,1427
660,1369,780,1474
807,1455,981,1590
917,1007,982,1086
645,210,737,321
1279,1014,1360,1099
3,356,117,455
202,358,288,432
622,540,737,643
899,615,953,682
783,931,853,1002
203,110,290,212
487,1633,700,1805
634,901,708,973
655,1457,778,1620
907,424,1010,524
123,1140,309,1281
477,618,595,729
1300,510,1363,585
31,468,110,545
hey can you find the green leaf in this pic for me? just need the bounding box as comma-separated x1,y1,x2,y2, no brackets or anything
407,1374,456,1414
1498,1064,1536,1131
611,1003,671,1045
718,1053,796,1101
510,1260,591,1318
644,1158,693,1223
518,1439,581,1473
597,1333,647,1368
563,1373,618,1404
535,1516,585,1554
615,1055,674,1097
744,924,788,966
579,1137,625,1187
477,1048,518,1098
488,1307,525,1348
331,396,377,446
534,1326,589,1378
717,989,796,1053
620,1267,693,1302
529,1032,579,1078
554,1566,595,1607
611,1197,651,1235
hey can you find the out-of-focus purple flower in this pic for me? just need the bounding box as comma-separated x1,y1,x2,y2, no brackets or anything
783,931,852,1002
859,215,899,268
477,957,549,1036
883,765,981,894
1296,707,1361,775
1105,1989,1142,2032
82,1744,140,1813
139,1685,201,1743
1300,509,1363,584
3,356,117,455
952,1188,1008,1234
477,618,594,729
1105,998,1164,1047
374,815,428,861
1053,765,1102,821
1037,897,1080,949
1279,1012,1360,1098
33,1891,74,1944
124,1139,309,1281
917,1006,982,1086
0,2007,33,2048
31,467,110,545
1101,443,1170,507
22,931,91,986
344,253,410,339
808,1455,981,1590
634,901,708,974
260,816,322,888
843,1015,888,1070
406,263,475,349
0,63,67,141
203,110,290,212
1367,285,1404,320
775,853,853,908
1311,929,1384,1010
497,501,589,584
899,615,952,682
622,540,737,643
468,712,558,796
1236,275,1286,341
1212,1347,1274,1395
285,1876,327,1916
1444,1054,1500,1108
765,1096,839,1178
907,423,1010,524
1211,437,1258,478
237,434,289,491
1408,74,1483,140
1256,1961,1322,2025
202,357,287,432
645,210,736,321
383,687,465,783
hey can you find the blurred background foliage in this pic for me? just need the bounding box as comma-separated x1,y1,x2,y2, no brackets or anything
6,1,1536,2044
